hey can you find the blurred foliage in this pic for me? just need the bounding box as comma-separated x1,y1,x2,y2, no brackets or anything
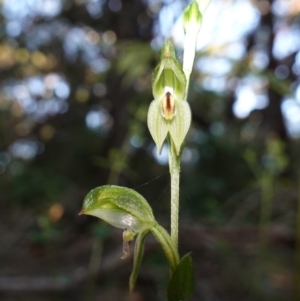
0,0,300,300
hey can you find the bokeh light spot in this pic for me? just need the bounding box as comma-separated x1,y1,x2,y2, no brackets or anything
31,52,48,69
11,102,24,117
55,81,70,99
48,203,64,222
15,48,30,63
39,124,55,141
9,140,43,160
103,30,116,45
275,64,289,79
86,30,100,44
0,45,15,68
75,87,89,103
15,122,32,136
108,0,122,12
93,83,107,97
152,144,168,165
85,109,109,130
257,0,270,15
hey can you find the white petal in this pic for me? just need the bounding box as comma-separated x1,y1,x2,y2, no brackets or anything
87,209,143,232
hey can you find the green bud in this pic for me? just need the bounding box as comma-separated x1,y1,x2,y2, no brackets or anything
182,1,202,34
80,185,156,232
182,1,203,79
152,39,186,102
148,39,191,155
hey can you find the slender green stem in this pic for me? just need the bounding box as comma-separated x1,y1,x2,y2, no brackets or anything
151,223,180,273
168,136,181,248
167,19,198,247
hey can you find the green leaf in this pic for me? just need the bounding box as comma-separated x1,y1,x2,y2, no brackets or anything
81,185,156,232
167,253,194,301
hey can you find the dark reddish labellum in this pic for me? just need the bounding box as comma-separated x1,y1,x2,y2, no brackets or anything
162,92,175,120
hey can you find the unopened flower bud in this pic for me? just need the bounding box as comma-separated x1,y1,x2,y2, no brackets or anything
182,1,202,34
182,1,202,79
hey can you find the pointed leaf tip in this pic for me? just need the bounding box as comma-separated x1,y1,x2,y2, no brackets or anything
78,210,84,216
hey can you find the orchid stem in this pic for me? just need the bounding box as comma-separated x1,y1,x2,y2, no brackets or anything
168,136,181,248
151,223,180,273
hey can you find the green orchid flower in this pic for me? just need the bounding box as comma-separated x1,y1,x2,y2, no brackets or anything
148,39,191,156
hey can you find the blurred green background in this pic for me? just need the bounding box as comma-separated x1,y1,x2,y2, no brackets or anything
0,0,300,300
